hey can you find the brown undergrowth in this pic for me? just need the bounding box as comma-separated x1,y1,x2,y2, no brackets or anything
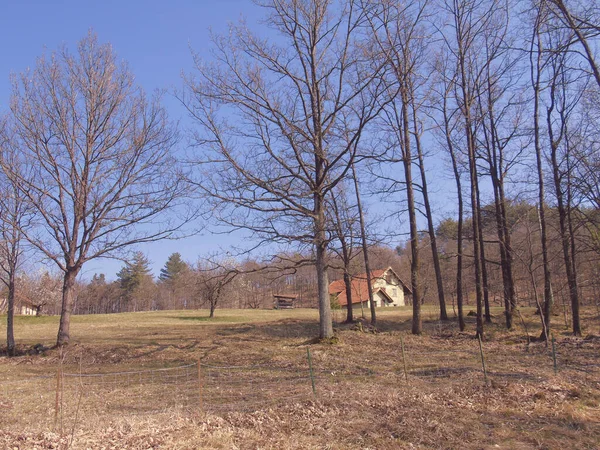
0,307,599,449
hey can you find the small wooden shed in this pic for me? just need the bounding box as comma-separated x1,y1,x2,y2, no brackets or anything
273,294,298,309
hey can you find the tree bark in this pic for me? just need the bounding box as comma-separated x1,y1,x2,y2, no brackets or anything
547,75,582,336
6,273,15,356
451,0,484,338
483,97,516,328
531,10,553,340
343,270,354,323
57,269,79,346
351,163,376,326
476,195,492,324
443,90,466,331
551,0,600,89
315,191,333,339
413,106,448,321
328,182,355,324
566,154,582,335
491,173,516,329
469,129,485,339
473,151,490,323
399,89,421,335
552,164,581,336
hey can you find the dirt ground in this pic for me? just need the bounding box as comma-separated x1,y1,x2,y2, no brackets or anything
0,307,599,449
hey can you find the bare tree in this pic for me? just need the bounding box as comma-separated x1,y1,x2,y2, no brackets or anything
195,259,240,318
432,52,467,330
327,180,361,323
530,0,555,340
183,0,390,339
413,102,450,322
366,0,433,334
440,0,510,338
5,33,189,346
0,120,32,355
351,163,377,325
472,0,524,329
546,51,585,336
547,0,600,88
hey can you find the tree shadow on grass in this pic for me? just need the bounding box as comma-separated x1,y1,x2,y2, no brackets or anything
216,325,256,336
249,315,479,343
251,318,320,341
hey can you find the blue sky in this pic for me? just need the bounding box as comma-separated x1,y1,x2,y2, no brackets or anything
0,0,264,279
0,1,461,281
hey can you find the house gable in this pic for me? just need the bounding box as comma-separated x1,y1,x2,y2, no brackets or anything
328,266,410,308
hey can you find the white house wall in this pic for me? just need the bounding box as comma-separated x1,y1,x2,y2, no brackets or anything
20,305,36,316
372,271,405,307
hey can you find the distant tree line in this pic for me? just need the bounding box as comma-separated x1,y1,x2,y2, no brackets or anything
181,0,600,339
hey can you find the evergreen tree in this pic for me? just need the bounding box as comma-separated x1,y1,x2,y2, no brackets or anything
117,252,153,311
159,253,188,283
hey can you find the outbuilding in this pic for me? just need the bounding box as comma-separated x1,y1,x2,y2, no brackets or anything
273,294,298,309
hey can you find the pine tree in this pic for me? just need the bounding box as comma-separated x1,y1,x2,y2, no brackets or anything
159,253,188,283
117,252,153,311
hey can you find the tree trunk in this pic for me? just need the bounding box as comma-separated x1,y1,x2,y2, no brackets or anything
471,141,490,324
477,199,492,324
487,134,516,329
57,268,79,346
315,195,333,339
547,80,581,336
413,107,448,321
566,159,582,335
531,15,553,341
467,124,484,338
331,186,354,324
456,193,465,332
473,141,490,323
399,92,421,335
551,0,600,89
6,273,15,356
492,176,514,329
554,186,581,336
343,270,354,323
351,164,376,326
444,95,465,331
453,1,483,338
499,185,516,323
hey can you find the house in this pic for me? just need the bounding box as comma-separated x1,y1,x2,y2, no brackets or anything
329,267,411,308
19,300,37,316
16,293,38,316
273,294,298,309
0,294,37,315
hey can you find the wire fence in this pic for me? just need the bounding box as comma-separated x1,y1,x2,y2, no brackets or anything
1,338,598,433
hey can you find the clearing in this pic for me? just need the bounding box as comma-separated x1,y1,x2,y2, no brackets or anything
1,306,599,449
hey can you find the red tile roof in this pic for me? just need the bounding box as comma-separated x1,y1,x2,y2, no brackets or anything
328,267,409,306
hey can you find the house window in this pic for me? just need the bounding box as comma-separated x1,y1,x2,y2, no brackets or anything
392,288,397,297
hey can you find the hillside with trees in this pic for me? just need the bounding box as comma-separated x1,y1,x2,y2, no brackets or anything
0,0,599,349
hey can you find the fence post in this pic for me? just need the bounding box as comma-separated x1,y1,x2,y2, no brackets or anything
551,334,558,375
306,347,316,397
197,359,204,412
400,336,409,383
478,335,488,384
54,352,63,432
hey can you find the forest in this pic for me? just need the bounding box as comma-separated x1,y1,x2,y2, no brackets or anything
0,0,599,352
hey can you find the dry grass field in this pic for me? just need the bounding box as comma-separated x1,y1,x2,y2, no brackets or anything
1,306,599,449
